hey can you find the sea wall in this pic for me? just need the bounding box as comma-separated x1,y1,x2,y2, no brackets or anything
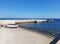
15,20,48,24
0,19,53,25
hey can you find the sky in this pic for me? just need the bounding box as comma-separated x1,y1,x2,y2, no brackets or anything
0,0,60,18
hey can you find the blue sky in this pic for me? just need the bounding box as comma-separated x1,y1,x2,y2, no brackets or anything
0,0,60,18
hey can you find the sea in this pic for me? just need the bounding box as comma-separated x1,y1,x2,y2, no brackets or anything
0,18,60,37
18,18,60,37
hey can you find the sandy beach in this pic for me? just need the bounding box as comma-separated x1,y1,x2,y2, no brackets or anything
0,27,53,44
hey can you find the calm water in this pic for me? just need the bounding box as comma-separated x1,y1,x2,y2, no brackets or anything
19,19,60,36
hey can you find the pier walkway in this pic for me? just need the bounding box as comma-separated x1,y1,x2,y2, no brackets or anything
0,27,53,44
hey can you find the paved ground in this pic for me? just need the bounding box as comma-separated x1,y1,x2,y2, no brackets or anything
0,27,53,44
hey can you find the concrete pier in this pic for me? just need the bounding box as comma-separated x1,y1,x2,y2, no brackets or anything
0,19,53,25
0,27,53,44
15,20,49,24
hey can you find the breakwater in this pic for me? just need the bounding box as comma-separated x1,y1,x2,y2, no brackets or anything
15,19,53,24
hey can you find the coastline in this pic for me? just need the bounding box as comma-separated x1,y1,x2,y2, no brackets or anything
18,26,58,39
0,19,57,38
0,19,59,44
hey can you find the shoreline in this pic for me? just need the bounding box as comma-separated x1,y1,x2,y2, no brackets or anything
18,26,58,39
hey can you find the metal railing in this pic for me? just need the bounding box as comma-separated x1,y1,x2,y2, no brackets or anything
50,34,60,44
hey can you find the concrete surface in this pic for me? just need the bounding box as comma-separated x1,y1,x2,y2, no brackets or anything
0,27,53,44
